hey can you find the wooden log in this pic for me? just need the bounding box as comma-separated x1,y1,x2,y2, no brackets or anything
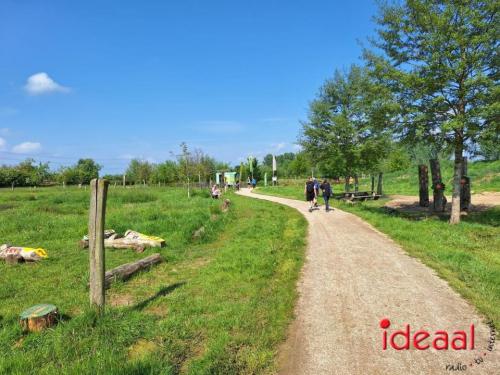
103,253,163,289
19,304,58,332
88,179,109,313
460,157,471,211
376,173,383,195
80,238,145,252
418,165,430,207
430,159,446,212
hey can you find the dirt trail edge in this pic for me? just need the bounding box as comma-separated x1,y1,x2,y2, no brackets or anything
237,188,498,375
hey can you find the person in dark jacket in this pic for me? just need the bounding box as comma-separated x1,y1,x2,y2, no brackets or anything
320,179,332,211
304,177,316,212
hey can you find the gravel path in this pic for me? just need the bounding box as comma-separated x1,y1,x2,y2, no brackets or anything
237,189,498,374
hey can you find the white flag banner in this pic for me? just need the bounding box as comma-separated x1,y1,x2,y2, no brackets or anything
272,155,277,172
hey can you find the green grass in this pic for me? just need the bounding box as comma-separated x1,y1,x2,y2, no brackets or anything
0,187,306,374
253,185,500,328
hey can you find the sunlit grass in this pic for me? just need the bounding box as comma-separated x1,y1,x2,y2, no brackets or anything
0,186,306,374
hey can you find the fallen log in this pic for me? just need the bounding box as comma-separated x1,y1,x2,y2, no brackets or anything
102,253,163,289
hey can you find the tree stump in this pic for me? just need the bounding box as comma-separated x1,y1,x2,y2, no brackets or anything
430,159,446,212
418,165,429,207
19,304,58,332
221,199,231,212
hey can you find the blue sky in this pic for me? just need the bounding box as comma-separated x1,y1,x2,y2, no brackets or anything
0,0,378,174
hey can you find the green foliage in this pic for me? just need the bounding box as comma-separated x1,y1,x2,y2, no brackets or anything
300,65,394,178
368,0,499,222
0,159,52,187
126,159,154,185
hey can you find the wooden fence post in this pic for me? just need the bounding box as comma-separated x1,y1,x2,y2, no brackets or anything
430,159,446,212
460,156,471,211
88,178,109,314
376,173,383,195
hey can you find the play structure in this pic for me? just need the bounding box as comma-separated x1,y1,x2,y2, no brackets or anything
215,171,237,186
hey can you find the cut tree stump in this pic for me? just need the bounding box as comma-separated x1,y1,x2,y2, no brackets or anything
19,304,58,332
221,199,231,212
101,253,163,289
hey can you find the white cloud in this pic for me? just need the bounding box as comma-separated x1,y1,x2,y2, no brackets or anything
0,137,6,150
24,73,70,95
271,142,286,151
12,142,42,154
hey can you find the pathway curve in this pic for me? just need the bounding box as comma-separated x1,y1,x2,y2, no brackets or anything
237,188,498,374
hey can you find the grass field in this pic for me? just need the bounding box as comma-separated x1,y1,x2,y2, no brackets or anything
0,187,306,374
252,184,500,328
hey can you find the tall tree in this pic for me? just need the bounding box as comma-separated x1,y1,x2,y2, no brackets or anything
300,65,393,182
369,0,499,223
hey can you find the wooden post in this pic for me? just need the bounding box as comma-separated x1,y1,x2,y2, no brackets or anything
88,178,109,314
354,175,359,193
377,173,383,195
371,175,375,193
345,176,350,192
123,174,126,187
430,159,446,212
460,157,471,211
418,165,429,207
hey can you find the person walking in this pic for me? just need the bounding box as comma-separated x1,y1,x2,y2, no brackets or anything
305,177,316,212
313,178,320,208
320,179,333,211
247,176,251,188
251,177,257,189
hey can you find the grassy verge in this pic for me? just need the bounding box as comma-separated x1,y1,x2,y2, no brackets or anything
0,187,306,374
253,185,500,327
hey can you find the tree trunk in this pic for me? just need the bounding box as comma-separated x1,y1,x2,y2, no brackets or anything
418,165,429,207
450,137,464,223
354,175,359,193
376,173,383,195
430,159,446,212
371,175,375,193
345,176,350,192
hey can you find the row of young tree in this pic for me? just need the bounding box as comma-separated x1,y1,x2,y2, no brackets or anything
0,144,230,188
299,0,498,224
0,158,101,187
